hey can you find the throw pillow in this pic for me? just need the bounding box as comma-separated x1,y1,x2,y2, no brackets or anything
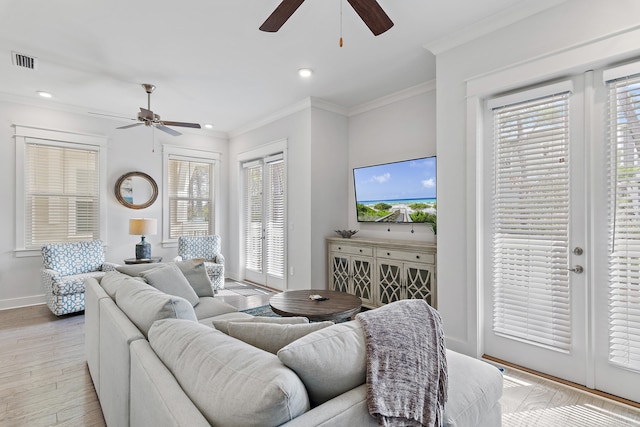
212,316,309,334
140,263,200,307
115,280,197,338
175,259,214,298
115,263,161,277
148,319,309,427
227,321,334,354
277,320,367,407
100,270,145,299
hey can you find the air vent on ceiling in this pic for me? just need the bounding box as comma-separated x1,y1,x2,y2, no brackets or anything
12,52,37,70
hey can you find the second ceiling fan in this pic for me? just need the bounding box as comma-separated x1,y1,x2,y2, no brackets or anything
260,0,393,36
115,83,201,136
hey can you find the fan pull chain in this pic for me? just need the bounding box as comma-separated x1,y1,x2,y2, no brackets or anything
339,0,343,47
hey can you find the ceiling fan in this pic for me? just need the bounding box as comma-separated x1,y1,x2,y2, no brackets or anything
94,83,201,136
260,0,393,36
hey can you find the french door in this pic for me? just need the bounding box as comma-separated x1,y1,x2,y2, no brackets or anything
483,67,640,402
242,153,286,290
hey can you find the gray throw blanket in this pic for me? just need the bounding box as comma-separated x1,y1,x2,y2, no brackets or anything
356,300,448,427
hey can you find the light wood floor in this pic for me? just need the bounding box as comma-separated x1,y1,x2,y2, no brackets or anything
2,287,640,426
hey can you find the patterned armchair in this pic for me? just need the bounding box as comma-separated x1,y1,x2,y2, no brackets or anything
175,235,225,290
41,240,118,316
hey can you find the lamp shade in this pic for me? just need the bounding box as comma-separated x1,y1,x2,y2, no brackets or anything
129,218,157,236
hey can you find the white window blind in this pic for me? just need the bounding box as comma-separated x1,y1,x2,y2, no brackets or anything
491,89,571,351
244,161,263,273
266,156,285,279
167,157,214,238
606,71,640,372
25,140,100,247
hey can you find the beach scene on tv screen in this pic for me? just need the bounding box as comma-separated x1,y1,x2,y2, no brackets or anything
354,157,436,224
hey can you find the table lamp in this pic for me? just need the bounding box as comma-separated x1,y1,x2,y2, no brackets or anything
129,218,157,259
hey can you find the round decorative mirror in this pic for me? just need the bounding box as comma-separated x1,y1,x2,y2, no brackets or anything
115,171,158,209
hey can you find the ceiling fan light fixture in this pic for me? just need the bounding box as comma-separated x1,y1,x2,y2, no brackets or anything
298,68,313,78
37,90,53,98
204,124,214,129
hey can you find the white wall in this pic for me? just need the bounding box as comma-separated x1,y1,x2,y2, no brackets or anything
348,87,437,243
434,0,640,355
227,101,350,291
310,106,349,287
0,100,229,309
228,108,312,287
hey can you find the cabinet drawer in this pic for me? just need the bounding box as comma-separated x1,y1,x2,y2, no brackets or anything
330,243,373,257
376,248,434,264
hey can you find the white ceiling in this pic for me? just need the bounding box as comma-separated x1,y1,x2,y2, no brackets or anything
0,0,564,134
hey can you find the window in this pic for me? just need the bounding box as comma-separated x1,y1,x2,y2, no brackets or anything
163,146,219,241
15,126,106,253
489,84,572,351
605,67,640,371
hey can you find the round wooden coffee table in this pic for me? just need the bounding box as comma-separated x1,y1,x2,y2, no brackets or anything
269,289,362,322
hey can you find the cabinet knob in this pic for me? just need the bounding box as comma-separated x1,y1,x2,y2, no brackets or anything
387,252,390,256
359,249,362,252
338,247,341,250
416,255,420,259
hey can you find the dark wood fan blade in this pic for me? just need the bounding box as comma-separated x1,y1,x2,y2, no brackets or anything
117,123,144,130
139,107,154,120
161,121,201,129
156,124,181,136
260,0,306,32
347,0,394,36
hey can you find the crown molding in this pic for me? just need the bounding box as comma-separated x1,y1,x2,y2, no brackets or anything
230,81,436,138
348,80,436,117
423,0,567,56
0,92,228,139
229,97,348,139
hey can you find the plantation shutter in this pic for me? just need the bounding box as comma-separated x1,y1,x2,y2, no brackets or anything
167,157,214,238
489,83,572,351
266,154,285,278
244,161,263,272
25,140,99,247
604,65,640,371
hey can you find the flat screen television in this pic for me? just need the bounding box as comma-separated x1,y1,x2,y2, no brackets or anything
353,156,436,224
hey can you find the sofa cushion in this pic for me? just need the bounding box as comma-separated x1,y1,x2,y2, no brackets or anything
100,271,146,299
115,279,197,338
115,263,161,277
41,240,105,275
228,321,334,354
277,320,367,406
49,271,106,296
140,263,200,307
175,259,214,298
148,319,310,427
192,297,238,320
211,315,309,334
443,350,503,427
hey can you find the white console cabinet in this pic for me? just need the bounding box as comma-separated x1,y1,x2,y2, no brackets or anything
327,237,437,309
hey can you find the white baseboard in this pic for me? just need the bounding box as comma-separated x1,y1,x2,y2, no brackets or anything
0,294,46,311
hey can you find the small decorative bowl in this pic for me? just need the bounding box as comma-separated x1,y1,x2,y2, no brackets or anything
335,229,358,238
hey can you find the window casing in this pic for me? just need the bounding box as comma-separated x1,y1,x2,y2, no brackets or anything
163,145,219,243
15,126,107,255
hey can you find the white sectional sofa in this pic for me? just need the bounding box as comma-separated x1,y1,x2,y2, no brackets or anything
85,263,503,427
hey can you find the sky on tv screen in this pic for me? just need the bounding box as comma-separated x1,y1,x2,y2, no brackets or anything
354,157,436,203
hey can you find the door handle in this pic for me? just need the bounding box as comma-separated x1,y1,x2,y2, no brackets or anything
568,265,584,274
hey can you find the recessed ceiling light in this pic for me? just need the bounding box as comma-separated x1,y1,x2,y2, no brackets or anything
37,91,53,98
204,124,213,129
298,68,313,78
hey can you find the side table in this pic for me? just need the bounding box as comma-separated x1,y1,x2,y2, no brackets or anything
124,257,163,265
